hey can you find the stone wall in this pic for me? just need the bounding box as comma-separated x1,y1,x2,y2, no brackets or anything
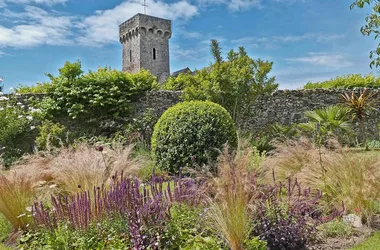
1,89,379,138
0,93,45,107
133,90,181,116
248,88,380,138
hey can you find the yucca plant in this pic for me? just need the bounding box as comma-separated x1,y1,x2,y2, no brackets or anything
342,89,377,149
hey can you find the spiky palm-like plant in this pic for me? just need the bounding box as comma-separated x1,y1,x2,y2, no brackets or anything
342,89,377,149
299,105,352,144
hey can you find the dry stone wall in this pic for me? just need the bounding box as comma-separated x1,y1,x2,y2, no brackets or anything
248,88,380,138
1,89,379,138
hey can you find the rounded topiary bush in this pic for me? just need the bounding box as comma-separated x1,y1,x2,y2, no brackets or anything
151,101,237,173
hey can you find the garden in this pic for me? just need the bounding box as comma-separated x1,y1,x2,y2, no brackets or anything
1,41,380,250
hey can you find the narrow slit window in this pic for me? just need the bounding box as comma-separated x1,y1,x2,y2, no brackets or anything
153,48,156,60
129,50,132,62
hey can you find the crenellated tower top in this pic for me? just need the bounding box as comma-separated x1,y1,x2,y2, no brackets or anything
119,14,172,83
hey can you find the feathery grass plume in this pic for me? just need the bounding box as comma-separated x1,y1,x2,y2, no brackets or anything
208,146,257,250
298,150,380,224
51,143,142,193
0,173,34,230
263,139,380,224
262,138,319,182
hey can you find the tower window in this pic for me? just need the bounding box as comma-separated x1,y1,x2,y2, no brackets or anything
129,50,132,62
153,48,156,60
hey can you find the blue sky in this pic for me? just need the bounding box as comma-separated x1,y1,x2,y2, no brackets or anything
0,0,378,92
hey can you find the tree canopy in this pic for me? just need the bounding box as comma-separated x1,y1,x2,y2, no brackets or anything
163,40,278,126
351,0,380,68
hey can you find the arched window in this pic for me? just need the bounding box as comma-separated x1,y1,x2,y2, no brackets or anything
153,48,156,60
129,50,132,62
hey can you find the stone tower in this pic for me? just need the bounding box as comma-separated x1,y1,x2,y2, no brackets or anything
119,13,171,83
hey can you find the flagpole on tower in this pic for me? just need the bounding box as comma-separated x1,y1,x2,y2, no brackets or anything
142,0,148,14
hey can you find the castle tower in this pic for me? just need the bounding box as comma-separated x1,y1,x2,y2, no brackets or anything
119,14,172,83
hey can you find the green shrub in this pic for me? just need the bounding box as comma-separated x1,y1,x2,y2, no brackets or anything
14,82,53,94
368,140,380,149
18,218,129,250
31,61,158,138
43,61,157,120
151,101,237,173
36,120,67,150
318,219,353,238
0,213,11,243
303,74,380,89
0,102,36,167
162,205,223,250
244,237,267,250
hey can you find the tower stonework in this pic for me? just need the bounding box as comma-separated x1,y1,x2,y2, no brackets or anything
119,14,171,83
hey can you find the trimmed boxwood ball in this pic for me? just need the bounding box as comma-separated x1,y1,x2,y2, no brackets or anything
151,101,237,173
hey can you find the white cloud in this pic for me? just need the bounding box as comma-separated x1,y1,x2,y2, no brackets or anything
0,0,198,49
171,43,209,61
76,0,198,46
3,0,67,5
0,6,74,48
228,0,262,11
285,52,353,68
197,0,307,12
197,0,262,11
232,33,345,48
182,31,202,39
272,33,345,43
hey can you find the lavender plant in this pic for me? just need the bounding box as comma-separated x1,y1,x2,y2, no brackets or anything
32,172,203,249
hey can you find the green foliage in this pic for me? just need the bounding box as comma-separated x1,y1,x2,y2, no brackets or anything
19,218,129,250
151,101,237,173
367,139,380,148
125,108,158,145
0,101,35,167
250,135,274,155
162,205,224,250
211,39,223,64
244,237,267,250
14,82,53,94
318,219,353,238
36,120,67,150
163,42,278,126
350,1,380,68
350,231,380,250
268,123,299,142
299,105,352,144
0,213,11,243
304,74,380,89
40,60,158,123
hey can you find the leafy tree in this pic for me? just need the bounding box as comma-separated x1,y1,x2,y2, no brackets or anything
163,41,278,126
211,39,223,64
350,0,380,68
342,88,377,149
